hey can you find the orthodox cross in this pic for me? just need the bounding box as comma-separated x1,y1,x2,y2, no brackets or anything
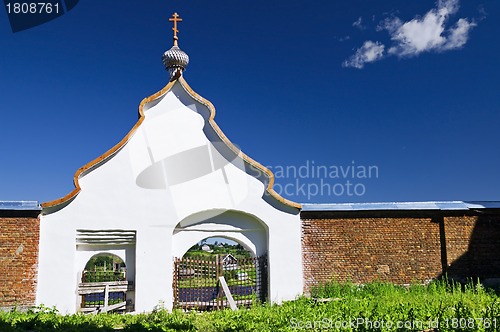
169,12,182,46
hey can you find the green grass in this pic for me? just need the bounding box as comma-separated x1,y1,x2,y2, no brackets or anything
1,280,499,331
184,248,251,259
177,266,258,288
83,299,124,306
83,271,126,283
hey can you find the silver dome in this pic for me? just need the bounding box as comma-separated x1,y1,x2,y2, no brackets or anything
162,45,189,80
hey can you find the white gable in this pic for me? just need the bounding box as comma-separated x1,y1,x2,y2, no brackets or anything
36,77,303,313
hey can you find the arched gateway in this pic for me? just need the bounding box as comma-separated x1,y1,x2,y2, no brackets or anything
172,210,269,310
173,210,268,259
36,14,303,313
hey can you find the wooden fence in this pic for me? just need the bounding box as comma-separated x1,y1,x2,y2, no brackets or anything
173,255,267,311
78,270,133,313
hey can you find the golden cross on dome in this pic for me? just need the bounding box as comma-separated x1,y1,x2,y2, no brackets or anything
169,12,182,46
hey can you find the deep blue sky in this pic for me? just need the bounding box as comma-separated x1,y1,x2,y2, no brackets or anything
1,0,499,204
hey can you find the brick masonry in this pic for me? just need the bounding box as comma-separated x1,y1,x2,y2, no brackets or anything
1,209,499,307
0,217,40,309
301,212,500,292
445,215,500,280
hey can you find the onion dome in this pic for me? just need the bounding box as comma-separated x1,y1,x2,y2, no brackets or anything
163,13,189,80
162,45,189,80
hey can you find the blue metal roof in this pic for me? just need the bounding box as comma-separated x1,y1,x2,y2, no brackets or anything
464,201,500,209
0,201,41,211
301,201,500,212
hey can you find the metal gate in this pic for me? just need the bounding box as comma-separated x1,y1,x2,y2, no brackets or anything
173,254,267,311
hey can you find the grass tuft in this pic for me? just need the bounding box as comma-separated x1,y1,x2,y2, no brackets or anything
1,280,499,331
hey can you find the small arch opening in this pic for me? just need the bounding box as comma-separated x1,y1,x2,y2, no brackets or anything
83,253,126,282
80,253,130,312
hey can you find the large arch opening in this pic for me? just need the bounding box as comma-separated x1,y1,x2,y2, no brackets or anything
172,209,269,311
184,236,254,260
172,209,268,257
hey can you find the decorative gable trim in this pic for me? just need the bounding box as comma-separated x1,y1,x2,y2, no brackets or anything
42,76,300,212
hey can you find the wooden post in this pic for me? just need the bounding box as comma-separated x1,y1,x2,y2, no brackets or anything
215,255,220,309
103,284,109,312
172,258,178,309
219,276,237,311
196,258,200,309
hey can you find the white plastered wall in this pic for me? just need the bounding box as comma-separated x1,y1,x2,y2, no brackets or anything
37,80,303,313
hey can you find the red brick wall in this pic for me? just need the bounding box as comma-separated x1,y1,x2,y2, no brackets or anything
442,216,476,278
301,212,500,292
301,216,442,291
0,217,40,309
444,215,500,280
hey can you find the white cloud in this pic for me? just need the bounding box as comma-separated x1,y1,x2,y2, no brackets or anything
342,41,385,69
352,17,365,30
442,18,477,50
344,0,476,68
385,0,475,56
